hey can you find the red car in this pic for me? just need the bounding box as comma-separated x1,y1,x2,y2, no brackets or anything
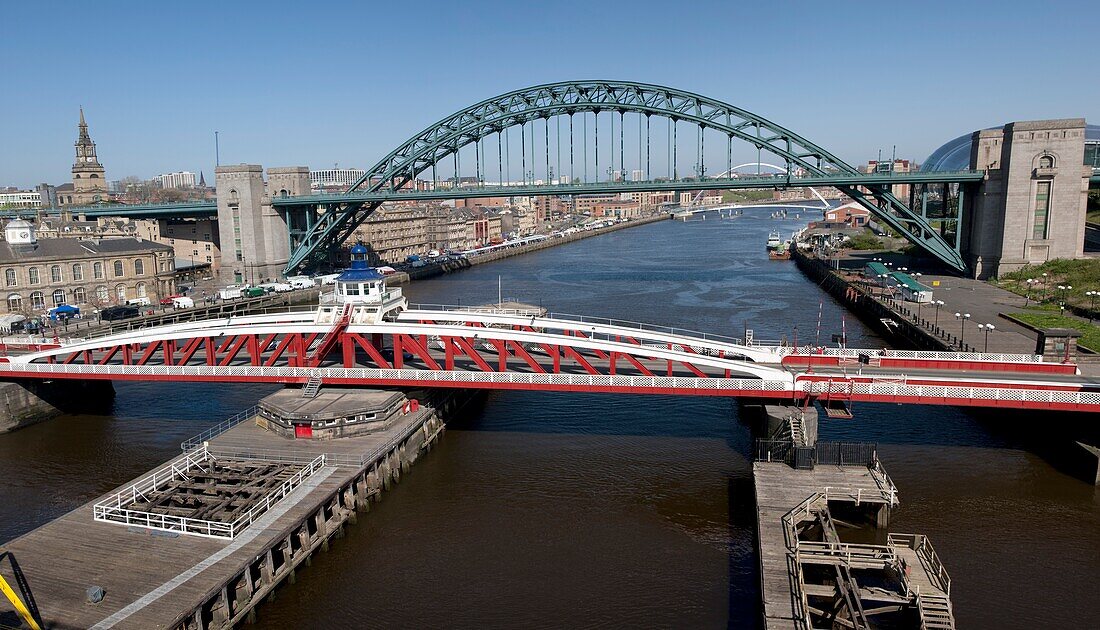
159,294,183,305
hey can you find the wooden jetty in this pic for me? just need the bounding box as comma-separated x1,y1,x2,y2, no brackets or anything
0,399,445,629
754,458,954,630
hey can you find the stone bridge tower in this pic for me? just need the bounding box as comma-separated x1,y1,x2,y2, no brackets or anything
215,165,309,283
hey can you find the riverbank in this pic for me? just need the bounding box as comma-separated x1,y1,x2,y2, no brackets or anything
403,214,670,282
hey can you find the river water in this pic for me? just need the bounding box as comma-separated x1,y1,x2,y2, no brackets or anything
1,210,1098,628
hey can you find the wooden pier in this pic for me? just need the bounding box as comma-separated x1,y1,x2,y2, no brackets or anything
0,399,446,629
754,458,954,630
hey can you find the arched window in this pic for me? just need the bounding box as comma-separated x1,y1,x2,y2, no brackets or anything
113,260,124,277
4,269,16,287
7,294,21,312
229,189,239,202
134,259,145,275
72,264,84,281
49,265,62,283
1039,155,1055,168
29,291,44,310
52,289,65,306
27,267,40,285
73,287,86,304
136,283,147,297
93,262,104,279
116,285,127,301
96,286,108,302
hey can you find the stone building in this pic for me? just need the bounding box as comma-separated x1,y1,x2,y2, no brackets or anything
353,204,431,263
63,109,110,206
0,219,175,313
215,165,304,284
925,119,1095,277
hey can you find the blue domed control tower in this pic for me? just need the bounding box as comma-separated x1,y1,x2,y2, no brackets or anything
317,244,407,324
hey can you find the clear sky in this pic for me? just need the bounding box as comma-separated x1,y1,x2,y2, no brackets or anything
1,0,1096,188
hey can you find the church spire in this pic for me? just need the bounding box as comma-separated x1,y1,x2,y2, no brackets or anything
79,106,86,126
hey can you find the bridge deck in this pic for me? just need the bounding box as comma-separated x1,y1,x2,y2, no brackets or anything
0,405,434,629
753,461,896,630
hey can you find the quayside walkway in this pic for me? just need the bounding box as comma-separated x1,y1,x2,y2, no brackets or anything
0,393,444,629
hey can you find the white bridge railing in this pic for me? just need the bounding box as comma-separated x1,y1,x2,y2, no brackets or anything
800,378,1100,406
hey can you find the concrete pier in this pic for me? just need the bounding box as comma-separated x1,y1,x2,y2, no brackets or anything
0,387,449,628
0,379,114,433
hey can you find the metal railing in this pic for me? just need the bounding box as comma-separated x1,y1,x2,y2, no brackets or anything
180,406,258,450
888,533,952,596
92,445,329,540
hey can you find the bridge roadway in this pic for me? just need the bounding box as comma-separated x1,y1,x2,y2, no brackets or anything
0,306,1096,412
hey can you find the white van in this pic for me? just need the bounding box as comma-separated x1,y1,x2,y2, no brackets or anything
314,273,340,286
287,276,317,289
218,286,243,300
171,296,195,308
126,297,152,307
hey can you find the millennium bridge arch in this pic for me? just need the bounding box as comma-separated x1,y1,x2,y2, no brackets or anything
283,80,969,273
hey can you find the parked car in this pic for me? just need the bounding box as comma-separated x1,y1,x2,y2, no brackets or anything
260,282,294,293
218,286,243,300
101,305,140,321
160,294,183,305
244,287,266,298
171,296,195,308
126,297,152,307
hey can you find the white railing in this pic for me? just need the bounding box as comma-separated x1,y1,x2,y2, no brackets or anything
799,378,1100,407
92,445,328,540
229,454,327,536
180,406,258,450
798,346,1045,363
0,361,792,392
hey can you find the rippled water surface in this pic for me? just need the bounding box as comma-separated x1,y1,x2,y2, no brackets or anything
1,210,1098,628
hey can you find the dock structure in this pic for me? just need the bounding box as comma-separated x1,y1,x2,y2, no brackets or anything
0,389,447,629
754,440,954,630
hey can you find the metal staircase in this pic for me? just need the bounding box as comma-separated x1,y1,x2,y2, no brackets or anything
302,375,322,399
308,303,353,366
788,414,806,446
917,593,955,629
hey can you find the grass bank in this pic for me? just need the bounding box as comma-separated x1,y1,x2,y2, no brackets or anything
1007,309,1100,352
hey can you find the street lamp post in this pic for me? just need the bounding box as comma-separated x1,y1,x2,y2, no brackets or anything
1042,272,1049,301
1087,290,1099,323
955,312,971,350
978,323,995,353
933,300,945,329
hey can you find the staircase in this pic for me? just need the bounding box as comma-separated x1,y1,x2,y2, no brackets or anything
917,593,955,629
308,303,353,366
788,414,806,447
302,375,322,399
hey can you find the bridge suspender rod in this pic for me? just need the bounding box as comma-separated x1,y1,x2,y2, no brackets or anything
498,131,503,185
583,113,588,183
609,111,614,176
646,114,651,180
521,121,526,185
727,134,732,179
595,111,599,183
545,116,550,184
673,119,677,180
569,114,574,184
556,115,561,184
529,120,535,184
620,111,625,180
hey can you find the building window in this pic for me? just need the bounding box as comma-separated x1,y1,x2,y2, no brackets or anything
137,282,147,297
134,259,145,276
7,294,21,312
94,262,104,279
206,256,212,263
73,287,86,304
50,265,62,283
116,285,126,301
52,289,65,306
96,286,108,302
1039,155,1054,168
4,269,16,287
1033,180,1052,240
29,291,44,310
28,267,40,285
72,264,84,281
113,260,124,277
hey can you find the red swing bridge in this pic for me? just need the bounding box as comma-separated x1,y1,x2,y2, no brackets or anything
0,287,1096,413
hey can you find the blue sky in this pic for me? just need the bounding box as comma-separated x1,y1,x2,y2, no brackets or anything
1,0,1096,188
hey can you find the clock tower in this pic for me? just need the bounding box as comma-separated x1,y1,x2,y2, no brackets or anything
68,107,109,206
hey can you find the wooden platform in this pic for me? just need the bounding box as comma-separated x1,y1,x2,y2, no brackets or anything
0,406,437,629
753,461,897,630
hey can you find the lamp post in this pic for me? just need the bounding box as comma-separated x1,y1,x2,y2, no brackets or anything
1087,290,1099,323
955,312,971,350
978,323,995,353
1025,278,1034,305
1042,272,1049,301
933,300,945,329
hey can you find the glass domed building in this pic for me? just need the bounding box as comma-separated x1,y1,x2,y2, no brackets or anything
921,124,1100,172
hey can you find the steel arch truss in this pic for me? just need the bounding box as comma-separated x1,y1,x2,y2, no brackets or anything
283,80,967,273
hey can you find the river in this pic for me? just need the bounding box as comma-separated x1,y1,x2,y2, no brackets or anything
1,209,1098,627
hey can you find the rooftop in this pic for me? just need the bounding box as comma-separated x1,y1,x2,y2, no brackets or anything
0,236,172,263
